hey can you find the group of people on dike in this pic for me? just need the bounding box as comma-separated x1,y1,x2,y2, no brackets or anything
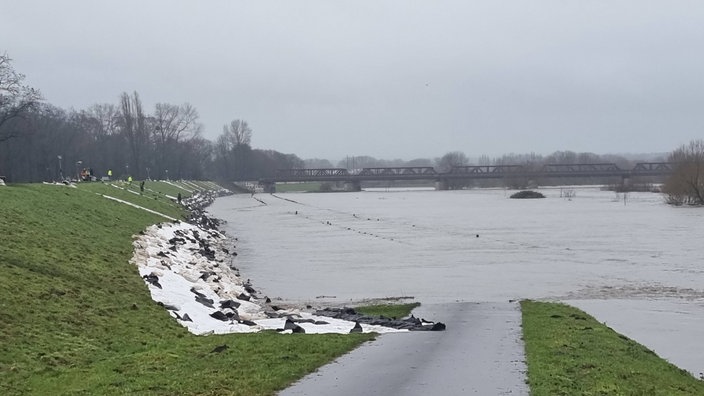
101,169,138,186
68,167,184,205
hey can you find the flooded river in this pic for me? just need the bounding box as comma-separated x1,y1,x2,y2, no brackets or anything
208,187,704,376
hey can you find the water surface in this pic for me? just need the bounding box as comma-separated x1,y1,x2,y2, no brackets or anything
208,187,704,375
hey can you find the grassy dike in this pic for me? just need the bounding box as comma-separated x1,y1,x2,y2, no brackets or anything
0,182,373,396
521,300,704,395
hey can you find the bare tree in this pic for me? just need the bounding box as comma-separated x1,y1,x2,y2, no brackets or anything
178,137,213,180
663,139,704,205
335,155,385,169
436,151,468,172
153,103,202,178
214,119,254,180
405,158,434,167
0,53,42,142
154,103,202,143
71,104,123,177
435,151,469,189
83,103,120,138
213,133,234,179
476,155,492,166
304,158,334,168
223,119,252,147
544,150,577,164
118,91,149,179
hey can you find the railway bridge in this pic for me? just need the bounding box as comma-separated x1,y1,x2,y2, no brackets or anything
258,162,675,193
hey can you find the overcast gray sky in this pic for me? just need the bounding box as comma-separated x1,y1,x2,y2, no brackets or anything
2,1,703,161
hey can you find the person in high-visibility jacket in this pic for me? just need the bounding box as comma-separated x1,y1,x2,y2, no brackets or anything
107,169,112,180
127,176,132,184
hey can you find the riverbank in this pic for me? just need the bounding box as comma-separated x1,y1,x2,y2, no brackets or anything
131,190,445,334
131,220,415,334
0,182,380,395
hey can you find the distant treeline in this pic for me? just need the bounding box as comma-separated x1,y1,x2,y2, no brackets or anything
307,151,666,171
1,53,307,182
0,90,305,183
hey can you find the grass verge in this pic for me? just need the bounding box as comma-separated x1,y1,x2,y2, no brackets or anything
521,300,704,395
0,183,373,395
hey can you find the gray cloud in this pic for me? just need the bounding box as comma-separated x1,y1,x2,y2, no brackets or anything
3,0,703,160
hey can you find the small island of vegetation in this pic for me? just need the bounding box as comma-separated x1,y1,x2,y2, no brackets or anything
510,190,546,199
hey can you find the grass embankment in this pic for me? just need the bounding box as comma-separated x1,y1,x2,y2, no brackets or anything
0,182,373,396
522,300,704,395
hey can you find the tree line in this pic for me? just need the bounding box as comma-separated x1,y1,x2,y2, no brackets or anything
0,53,303,183
308,150,659,173
662,140,704,205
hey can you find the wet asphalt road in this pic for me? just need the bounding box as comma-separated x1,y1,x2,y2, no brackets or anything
279,302,528,396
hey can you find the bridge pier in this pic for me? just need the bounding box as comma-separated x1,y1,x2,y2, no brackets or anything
621,175,631,188
343,180,361,192
435,179,449,191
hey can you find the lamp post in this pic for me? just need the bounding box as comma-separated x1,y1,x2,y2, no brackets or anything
57,155,63,181
76,160,83,181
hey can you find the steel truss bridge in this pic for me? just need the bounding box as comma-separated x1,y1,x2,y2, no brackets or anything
259,162,675,192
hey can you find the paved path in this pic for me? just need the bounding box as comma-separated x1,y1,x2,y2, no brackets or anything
280,302,528,396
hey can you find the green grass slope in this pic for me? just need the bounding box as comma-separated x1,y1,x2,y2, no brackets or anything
522,300,704,395
0,183,372,395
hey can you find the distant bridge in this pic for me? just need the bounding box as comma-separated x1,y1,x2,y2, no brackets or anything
259,162,675,192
